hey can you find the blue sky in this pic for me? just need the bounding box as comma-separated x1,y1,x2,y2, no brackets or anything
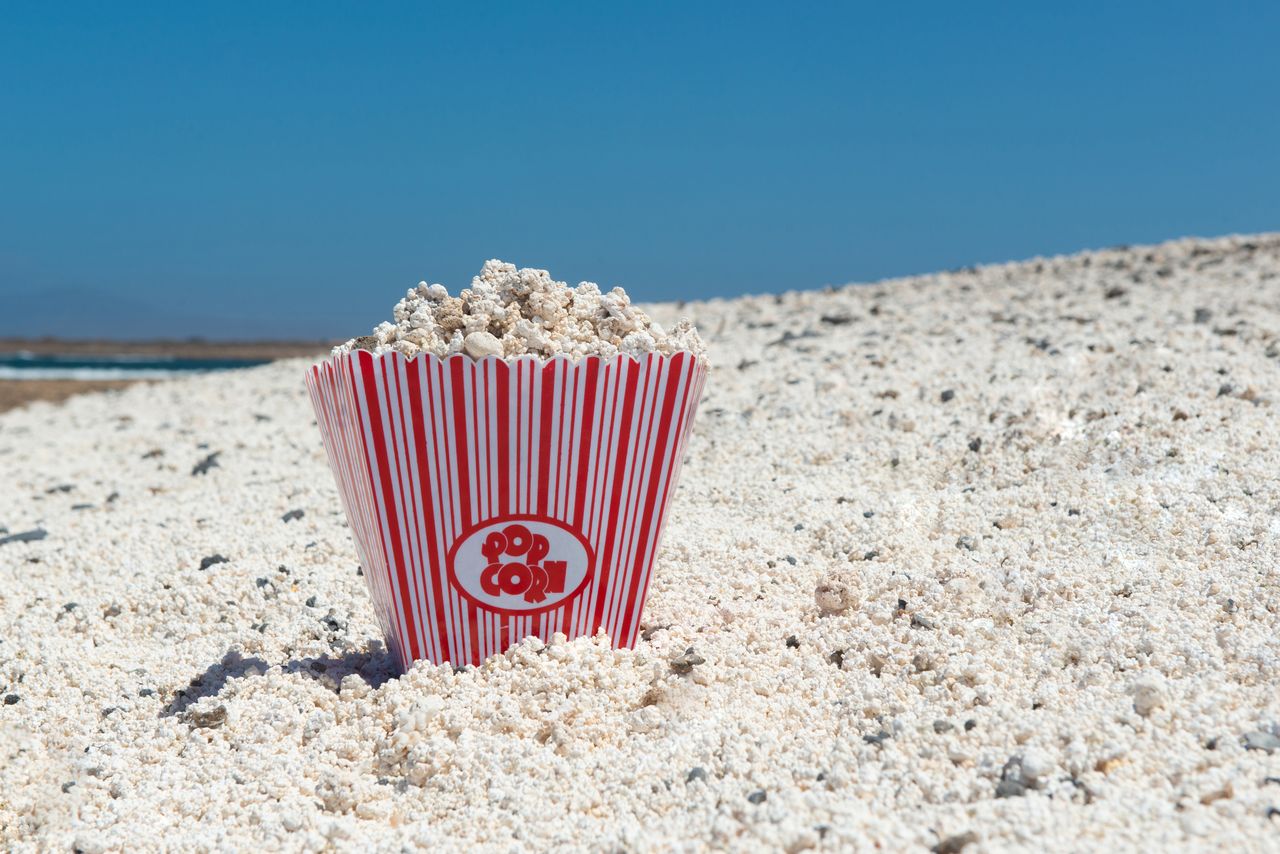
2,3,1277,339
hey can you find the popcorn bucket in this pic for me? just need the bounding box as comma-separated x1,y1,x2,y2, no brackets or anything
305,351,707,671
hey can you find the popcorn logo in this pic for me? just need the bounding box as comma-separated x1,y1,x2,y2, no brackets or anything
446,516,594,615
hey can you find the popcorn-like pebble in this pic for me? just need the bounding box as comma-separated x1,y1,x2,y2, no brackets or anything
332,260,705,361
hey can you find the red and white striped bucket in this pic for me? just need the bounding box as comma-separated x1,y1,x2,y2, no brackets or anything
305,350,708,671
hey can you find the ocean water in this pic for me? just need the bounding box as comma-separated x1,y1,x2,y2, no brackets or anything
0,352,272,381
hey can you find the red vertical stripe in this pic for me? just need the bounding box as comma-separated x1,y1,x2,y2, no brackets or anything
447,358,479,664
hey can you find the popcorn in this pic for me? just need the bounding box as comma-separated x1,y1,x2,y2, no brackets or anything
334,261,705,361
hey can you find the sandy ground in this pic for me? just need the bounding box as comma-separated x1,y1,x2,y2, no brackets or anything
3,235,1280,851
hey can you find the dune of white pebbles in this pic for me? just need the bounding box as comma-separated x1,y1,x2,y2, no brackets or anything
3,235,1280,851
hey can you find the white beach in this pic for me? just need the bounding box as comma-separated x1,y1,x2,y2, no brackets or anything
3,234,1279,851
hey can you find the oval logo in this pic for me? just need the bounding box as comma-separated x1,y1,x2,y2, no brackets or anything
446,515,595,615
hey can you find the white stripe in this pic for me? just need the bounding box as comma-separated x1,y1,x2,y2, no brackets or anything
519,359,531,514
531,359,543,518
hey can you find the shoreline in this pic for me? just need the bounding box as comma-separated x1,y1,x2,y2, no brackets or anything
0,339,330,413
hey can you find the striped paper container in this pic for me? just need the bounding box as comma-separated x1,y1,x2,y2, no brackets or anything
305,349,708,671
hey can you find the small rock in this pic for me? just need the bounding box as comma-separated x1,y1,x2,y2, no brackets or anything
910,614,935,630
191,452,221,476
964,719,977,731
932,831,978,854
1243,732,1280,754
670,648,705,675
686,767,707,783
995,779,1027,798
933,720,953,734
863,730,891,746
4,694,19,705
785,635,800,649
1019,749,1053,784
103,603,122,618
815,571,861,616
61,781,75,793
1131,675,1166,717
187,705,227,729
305,596,319,608
1194,308,1212,324
955,536,977,551
0,528,48,547
967,438,982,452
747,790,767,804
767,329,821,348
199,554,229,571
281,509,305,523
463,331,503,359
940,389,955,403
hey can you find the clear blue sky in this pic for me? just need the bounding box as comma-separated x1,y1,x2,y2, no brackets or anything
2,2,1277,339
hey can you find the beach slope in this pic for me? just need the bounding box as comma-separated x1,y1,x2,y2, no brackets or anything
3,235,1279,850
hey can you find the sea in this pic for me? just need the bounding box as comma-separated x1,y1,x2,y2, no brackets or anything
0,351,272,381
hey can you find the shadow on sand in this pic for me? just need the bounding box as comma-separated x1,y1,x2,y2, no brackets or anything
160,644,399,717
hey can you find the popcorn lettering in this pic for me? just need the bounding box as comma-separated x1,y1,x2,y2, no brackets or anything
478,523,568,604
